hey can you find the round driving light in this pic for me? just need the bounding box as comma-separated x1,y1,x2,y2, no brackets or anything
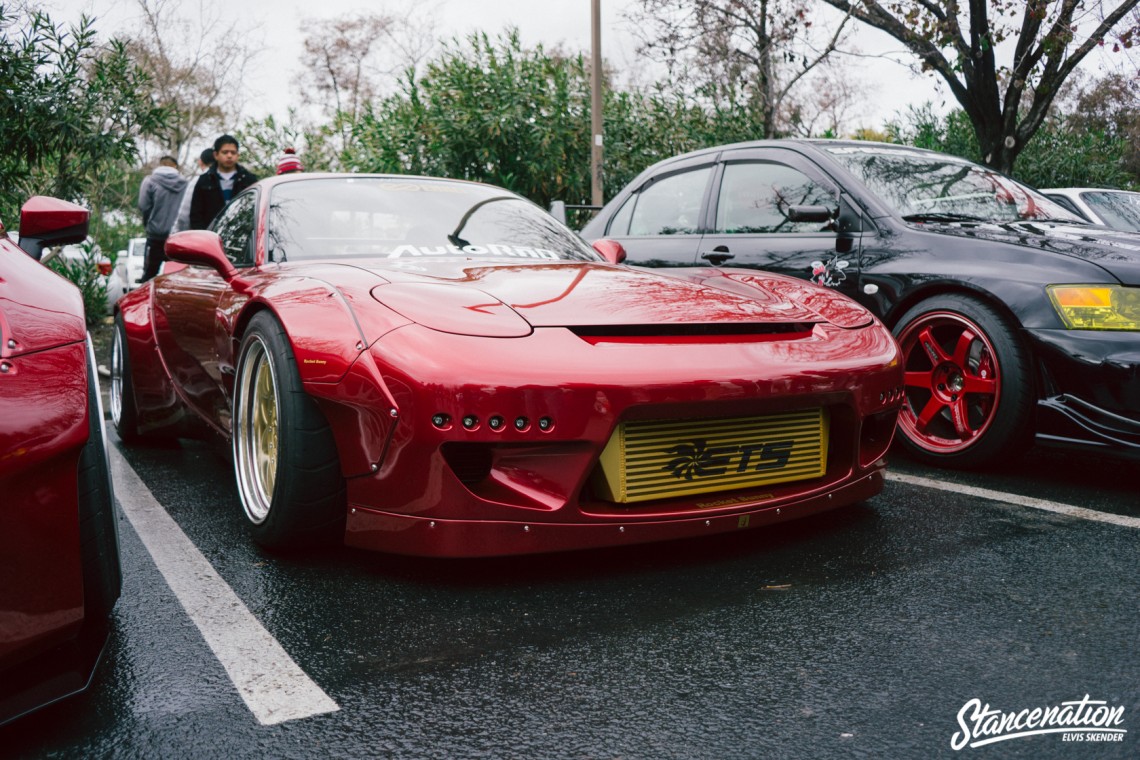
538,417,553,431
514,416,529,431
489,415,505,431
431,413,450,429
462,415,479,430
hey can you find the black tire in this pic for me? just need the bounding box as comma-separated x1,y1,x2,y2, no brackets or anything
232,312,346,549
109,312,143,443
892,294,1034,469
79,337,122,622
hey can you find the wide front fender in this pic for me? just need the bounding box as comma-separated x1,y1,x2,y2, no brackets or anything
230,275,410,477
230,274,413,385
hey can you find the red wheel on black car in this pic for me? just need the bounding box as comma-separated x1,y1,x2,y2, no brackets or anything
892,294,1034,468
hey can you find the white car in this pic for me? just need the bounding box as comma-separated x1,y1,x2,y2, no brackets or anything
114,237,147,291
1039,187,1140,233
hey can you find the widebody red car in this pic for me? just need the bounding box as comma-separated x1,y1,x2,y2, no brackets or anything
0,197,121,725
112,174,903,557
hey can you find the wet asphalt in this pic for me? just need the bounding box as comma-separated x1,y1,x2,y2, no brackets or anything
1,436,1137,759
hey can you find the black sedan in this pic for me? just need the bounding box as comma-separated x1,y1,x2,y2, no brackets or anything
581,140,1140,469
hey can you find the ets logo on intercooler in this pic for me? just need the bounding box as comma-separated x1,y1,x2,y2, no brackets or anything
661,439,794,481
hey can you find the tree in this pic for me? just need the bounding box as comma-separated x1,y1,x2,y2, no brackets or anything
0,3,166,225
352,31,592,206
886,102,1134,189
235,112,320,177
625,0,857,138
296,8,436,157
126,0,260,165
1065,71,1140,180
821,0,1140,173
349,31,777,211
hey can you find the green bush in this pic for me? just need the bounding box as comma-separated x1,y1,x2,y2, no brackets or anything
45,239,108,326
349,30,774,213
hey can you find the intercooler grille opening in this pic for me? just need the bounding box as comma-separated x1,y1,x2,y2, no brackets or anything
592,409,829,504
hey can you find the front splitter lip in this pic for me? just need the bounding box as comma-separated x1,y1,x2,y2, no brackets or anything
343,469,885,558
1036,393,1140,456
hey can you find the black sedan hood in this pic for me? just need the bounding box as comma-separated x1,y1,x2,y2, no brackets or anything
924,221,1140,285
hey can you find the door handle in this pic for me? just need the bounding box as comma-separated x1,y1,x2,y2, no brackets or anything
700,246,735,266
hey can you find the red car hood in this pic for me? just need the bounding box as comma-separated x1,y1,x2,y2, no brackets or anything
344,261,857,332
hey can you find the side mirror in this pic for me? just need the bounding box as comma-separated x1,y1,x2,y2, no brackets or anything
592,238,627,265
165,230,237,280
787,205,837,223
17,196,90,260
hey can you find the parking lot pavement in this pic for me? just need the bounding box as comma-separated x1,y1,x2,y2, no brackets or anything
1,434,1136,758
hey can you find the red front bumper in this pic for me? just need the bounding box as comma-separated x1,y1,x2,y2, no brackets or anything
344,467,884,557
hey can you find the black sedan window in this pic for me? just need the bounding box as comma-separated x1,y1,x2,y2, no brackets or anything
625,166,712,236
266,177,600,263
824,145,1084,224
715,162,836,234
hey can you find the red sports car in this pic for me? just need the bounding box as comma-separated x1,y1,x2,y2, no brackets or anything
112,174,903,557
1,197,121,725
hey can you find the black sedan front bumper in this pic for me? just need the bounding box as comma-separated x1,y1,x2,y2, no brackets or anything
1029,329,1140,457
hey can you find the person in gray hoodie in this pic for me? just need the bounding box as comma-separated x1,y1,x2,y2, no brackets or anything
138,155,188,282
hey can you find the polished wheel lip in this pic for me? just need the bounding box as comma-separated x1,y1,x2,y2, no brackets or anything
109,324,124,426
896,310,1002,454
235,337,279,525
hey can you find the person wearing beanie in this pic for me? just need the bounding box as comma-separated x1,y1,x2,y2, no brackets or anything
169,147,215,236
138,155,188,282
189,134,259,230
277,147,303,175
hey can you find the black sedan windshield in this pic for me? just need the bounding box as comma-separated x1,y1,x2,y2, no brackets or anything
824,145,1085,224
266,177,600,263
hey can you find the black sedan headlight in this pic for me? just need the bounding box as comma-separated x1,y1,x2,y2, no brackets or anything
1047,285,1140,330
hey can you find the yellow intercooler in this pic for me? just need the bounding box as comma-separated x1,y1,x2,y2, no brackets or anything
592,409,829,503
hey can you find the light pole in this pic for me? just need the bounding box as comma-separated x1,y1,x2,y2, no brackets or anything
591,0,604,207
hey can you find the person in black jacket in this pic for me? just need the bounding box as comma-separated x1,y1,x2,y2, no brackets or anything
189,134,258,230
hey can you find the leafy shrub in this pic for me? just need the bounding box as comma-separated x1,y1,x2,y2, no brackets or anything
45,239,108,326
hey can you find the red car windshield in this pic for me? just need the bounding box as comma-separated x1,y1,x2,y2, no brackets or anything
266,177,600,263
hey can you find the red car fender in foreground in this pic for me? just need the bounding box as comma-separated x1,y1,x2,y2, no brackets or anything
0,197,121,725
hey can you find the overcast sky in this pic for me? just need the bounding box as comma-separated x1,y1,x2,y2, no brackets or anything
42,0,946,131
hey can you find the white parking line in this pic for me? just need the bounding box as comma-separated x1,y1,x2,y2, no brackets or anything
887,471,1140,529
109,445,340,725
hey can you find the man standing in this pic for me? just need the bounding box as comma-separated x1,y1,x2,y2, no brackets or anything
138,155,188,282
189,134,258,230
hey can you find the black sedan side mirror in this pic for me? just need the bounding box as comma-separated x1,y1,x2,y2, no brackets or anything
787,205,837,223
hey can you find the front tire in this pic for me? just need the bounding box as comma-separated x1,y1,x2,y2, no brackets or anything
233,312,346,549
892,294,1034,468
109,313,143,443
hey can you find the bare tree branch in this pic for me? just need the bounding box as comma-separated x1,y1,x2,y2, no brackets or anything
821,0,1140,171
